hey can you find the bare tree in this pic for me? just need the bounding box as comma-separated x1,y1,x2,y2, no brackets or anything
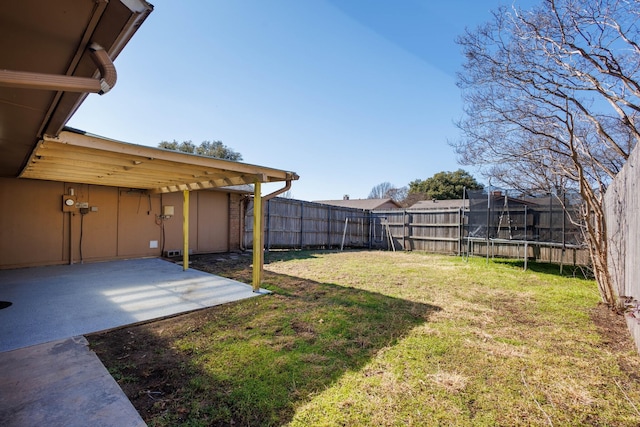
387,186,408,203
368,182,407,202
279,190,294,199
454,0,640,308
368,182,394,199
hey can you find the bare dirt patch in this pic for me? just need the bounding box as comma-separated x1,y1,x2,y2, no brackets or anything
590,303,640,381
89,253,257,421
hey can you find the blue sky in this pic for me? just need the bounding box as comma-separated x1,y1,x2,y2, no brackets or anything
68,0,537,201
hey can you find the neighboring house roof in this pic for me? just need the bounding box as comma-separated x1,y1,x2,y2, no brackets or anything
314,198,401,210
409,199,469,210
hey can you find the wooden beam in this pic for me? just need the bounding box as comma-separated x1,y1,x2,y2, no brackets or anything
20,170,167,189
28,147,233,181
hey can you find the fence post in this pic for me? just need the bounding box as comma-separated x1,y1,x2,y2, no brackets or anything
265,199,271,252
486,186,491,263
458,208,462,256
461,187,466,257
368,211,373,249
327,206,331,248
561,192,566,274
299,200,304,249
341,217,348,250
402,210,406,251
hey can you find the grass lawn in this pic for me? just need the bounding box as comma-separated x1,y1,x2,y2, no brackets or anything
88,250,640,426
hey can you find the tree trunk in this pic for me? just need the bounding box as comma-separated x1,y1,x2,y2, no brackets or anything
582,194,622,311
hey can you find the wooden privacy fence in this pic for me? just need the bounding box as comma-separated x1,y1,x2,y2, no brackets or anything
372,209,463,253
605,142,640,351
244,198,589,265
244,198,372,250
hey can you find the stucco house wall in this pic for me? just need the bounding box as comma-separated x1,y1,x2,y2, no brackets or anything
0,177,243,269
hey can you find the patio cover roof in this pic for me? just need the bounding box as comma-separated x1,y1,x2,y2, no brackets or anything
1,0,288,289
19,128,298,193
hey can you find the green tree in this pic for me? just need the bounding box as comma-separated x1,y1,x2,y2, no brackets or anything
158,140,242,161
409,170,483,200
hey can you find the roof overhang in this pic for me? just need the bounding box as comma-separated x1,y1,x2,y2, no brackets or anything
0,0,153,178
19,129,299,194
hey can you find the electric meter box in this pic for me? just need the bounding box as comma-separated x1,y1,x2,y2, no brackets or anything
62,195,76,212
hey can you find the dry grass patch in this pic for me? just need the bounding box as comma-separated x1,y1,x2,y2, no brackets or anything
429,369,469,393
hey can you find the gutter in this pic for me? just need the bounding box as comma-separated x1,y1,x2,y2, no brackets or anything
240,178,294,251
0,43,117,95
262,179,293,202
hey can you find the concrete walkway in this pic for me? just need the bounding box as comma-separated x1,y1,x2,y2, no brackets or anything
0,336,146,427
0,258,268,426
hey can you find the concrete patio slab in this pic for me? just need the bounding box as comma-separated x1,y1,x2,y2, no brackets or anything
0,257,268,426
0,258,267,352
0,336,146,427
